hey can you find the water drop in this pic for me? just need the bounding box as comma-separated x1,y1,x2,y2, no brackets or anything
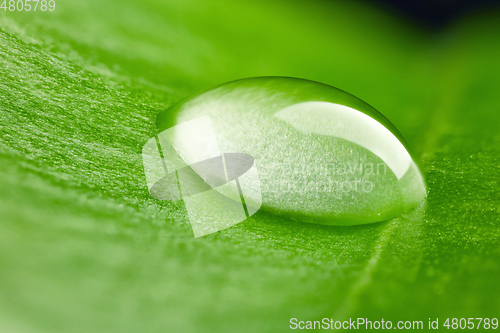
153,77,426,227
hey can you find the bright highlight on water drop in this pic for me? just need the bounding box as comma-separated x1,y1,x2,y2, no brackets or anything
147,76,426,234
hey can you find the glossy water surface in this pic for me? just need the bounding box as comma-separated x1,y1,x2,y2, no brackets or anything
156,77,426,225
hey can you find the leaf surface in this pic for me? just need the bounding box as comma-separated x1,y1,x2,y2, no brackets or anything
0,1,499,332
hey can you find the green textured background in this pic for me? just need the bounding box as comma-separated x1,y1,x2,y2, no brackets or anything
1,0,499,332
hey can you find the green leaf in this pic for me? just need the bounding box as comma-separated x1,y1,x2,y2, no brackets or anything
1,1,499,332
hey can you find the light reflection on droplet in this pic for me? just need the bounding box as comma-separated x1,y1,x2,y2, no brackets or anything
156,77,426,226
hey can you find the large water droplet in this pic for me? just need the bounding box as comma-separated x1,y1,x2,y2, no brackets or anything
155,77,426,226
